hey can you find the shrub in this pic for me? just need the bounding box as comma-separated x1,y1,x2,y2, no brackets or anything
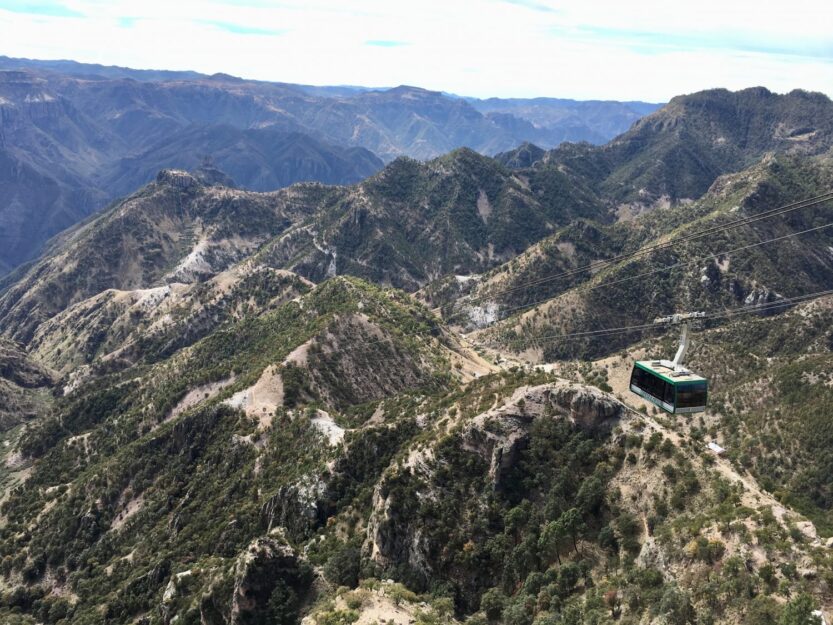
657,586,694,625
780,594,821,625
324,546,361,589
480,588,507,622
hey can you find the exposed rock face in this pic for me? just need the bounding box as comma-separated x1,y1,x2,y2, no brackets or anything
461,382,622,487
156,168,199,190
262,476,327,541
201,537,313,625
744,286,783,309
366,381,623,579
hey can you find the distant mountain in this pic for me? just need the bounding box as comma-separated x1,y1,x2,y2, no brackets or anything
0,57,662,161
0,68,381,275
0,57,665,276
0,71,115,275
0,55,208,82
501,88,833,212
0,150,607,343
469,96,662,144
0,169,317,343
103,125,384,196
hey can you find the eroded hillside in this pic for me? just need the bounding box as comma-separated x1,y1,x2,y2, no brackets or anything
452,151,833,361
1,86,833,625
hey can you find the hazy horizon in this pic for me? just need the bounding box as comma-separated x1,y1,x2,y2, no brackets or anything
1,0,832,101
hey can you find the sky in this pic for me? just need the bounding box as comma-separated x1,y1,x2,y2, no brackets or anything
1,0,832,101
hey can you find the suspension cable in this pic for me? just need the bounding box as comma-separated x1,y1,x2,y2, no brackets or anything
497,288,833,349
448,219,833,324
455,191,833,305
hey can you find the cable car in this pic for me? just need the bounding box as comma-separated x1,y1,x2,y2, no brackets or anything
630,362,708,414
629,312,708,414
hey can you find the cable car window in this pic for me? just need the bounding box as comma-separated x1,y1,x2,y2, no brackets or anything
632,367,672,405
663,380,676,405
631,368,649,394
643,371,658,397
676,382,707,408
629,367,642,389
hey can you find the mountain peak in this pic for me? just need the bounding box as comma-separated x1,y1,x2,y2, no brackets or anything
494,141,546,168
439,145,484,161
208,72,244,83
384,84,443,98
155,168,201,190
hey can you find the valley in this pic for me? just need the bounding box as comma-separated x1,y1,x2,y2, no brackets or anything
0,57,659,278
0,72,832,625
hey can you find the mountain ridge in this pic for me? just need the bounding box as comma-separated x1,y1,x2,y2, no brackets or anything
0,56,661,276
3,78,833,624
0,148,609,344
501,87,833,211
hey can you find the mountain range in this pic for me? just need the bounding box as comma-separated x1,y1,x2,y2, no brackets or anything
1,76,833,625
498,87,833,210
0,56,660,276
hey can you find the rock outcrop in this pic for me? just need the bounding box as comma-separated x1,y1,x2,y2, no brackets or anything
261,476,328,541
461,382,622,487
201,536,313,625
366,381,623,582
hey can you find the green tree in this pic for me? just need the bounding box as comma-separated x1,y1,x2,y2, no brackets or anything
538,520,566,565
658,586,694,625
576,475,605,514
502,602,532,625
560,508,584,554
780,594,821,625
267,580,300,625
747,596,782,625
480,588,507,622
324,545,361,588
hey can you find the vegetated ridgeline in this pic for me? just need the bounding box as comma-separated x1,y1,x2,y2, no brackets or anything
1,85,833,624
450,151,833,354
0,148,606,346
499,87,833,208
0,56,659,277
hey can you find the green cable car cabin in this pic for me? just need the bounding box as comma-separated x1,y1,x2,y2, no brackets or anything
630,361,708,414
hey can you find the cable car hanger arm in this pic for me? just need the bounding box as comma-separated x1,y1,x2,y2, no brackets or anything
652,311,705,374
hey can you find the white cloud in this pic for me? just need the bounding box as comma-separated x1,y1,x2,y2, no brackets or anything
0,0,831,100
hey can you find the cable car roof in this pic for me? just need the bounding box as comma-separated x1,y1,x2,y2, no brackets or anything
634,360,706,384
